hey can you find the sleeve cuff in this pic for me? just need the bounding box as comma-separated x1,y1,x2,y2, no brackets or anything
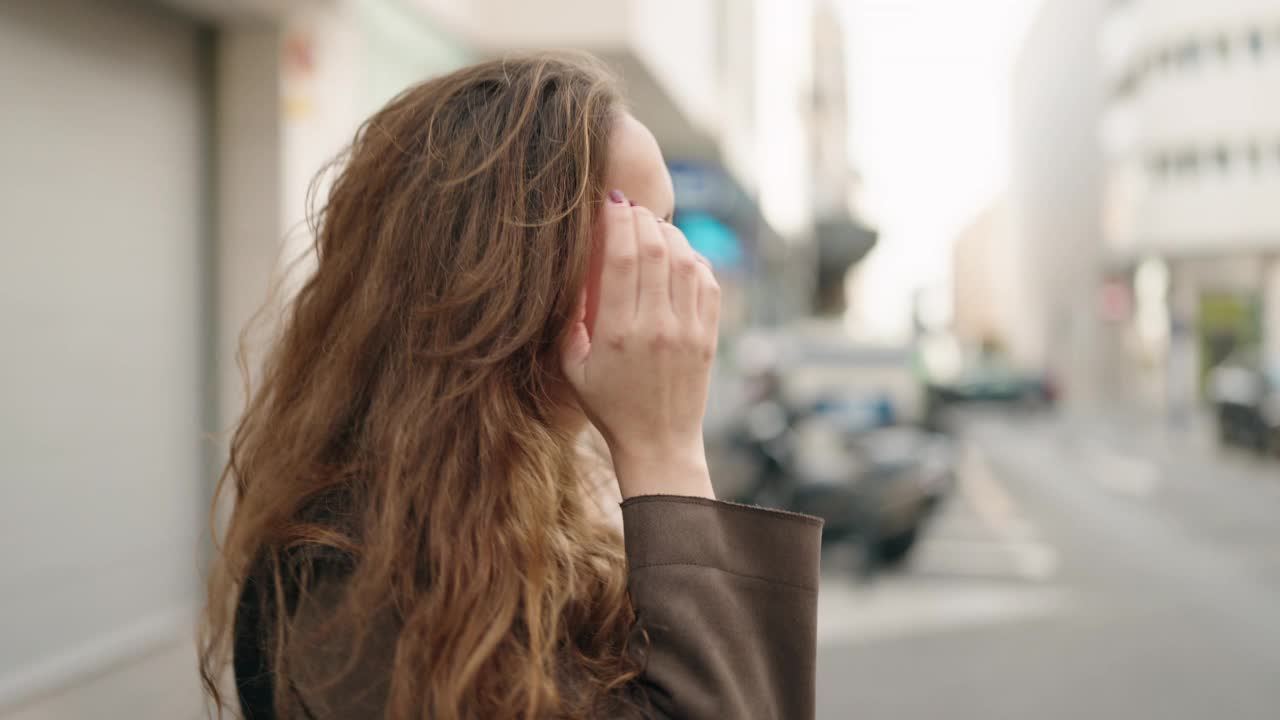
620,495,823,592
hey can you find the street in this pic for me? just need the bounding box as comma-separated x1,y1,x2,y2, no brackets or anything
816,411,1280,720
7,411,1279,719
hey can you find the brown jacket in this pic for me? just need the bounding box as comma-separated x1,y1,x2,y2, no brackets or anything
233,495,822,719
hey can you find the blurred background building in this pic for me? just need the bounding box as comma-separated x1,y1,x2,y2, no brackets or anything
1006,0,1109,413
951,198,1029,359
1101,0,1280,418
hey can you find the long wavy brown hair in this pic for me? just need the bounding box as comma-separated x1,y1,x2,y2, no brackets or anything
199,54,645,719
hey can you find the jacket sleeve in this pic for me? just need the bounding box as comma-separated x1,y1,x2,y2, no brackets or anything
621,495,823,720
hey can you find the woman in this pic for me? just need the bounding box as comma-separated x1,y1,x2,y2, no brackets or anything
199,53,821,720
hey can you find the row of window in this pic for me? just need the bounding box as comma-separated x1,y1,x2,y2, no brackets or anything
1111,23,1280,99
1147,141,1280,181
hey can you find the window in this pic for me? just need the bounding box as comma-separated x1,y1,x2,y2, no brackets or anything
1179,39,1200,68
1216,34,1232,60
1248,143,1262,171
1176,149,1199,176
1112,70,1138,99
1249,29,1265,58
1215,145,1232,172
1150,154,1170,180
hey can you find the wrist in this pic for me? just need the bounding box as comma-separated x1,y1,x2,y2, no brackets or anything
610,442,714,500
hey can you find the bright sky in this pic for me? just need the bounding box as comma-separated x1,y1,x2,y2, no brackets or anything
841,0,1042,338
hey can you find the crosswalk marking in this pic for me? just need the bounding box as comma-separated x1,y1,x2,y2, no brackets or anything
912,537,1058,581
817,578,1068,647
817,430,1066,647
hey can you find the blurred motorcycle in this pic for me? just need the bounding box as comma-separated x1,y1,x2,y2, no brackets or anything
729,373,955,572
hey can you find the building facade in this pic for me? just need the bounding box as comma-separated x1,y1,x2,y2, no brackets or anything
1102,0,1280,410
951,199,1038,362
1009,0,1111,411
809,0,876,316
0,0,472,708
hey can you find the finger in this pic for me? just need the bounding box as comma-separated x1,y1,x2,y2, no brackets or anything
662,223,699,322
633,208,671,321
696,262,721,334
597,192,639,323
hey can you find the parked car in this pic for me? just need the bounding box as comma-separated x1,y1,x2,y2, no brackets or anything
1208,352,1280,455
730,396,953,570
735,322,926,423
924,359,1055,429
725,325,953,572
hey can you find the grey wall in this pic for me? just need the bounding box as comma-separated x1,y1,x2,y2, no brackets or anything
0,0,208,705
214,26,282,435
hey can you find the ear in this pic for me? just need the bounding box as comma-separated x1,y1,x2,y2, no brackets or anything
560,288,591,388
583,211,608,338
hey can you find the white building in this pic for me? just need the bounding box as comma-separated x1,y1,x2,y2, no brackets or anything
1009,0,1110,411
1101,0,1280,407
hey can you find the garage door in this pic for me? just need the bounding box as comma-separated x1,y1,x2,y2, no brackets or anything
0,0,210,705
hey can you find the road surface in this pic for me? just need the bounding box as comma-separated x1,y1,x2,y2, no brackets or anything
816,411,1280,720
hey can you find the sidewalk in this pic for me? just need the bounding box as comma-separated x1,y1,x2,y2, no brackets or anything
0,638,202,720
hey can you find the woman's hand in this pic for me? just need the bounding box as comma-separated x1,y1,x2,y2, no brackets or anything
561,190,721,499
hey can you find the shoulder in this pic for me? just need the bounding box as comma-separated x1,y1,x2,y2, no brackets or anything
232,546,371,717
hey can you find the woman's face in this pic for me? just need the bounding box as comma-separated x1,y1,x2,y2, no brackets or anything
581,114,674,336
603,113,675,222
559,113,674,432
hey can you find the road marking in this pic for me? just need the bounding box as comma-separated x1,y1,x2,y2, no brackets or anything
816,577,1067,647
961,446,1032,535
912,537,1059,582
1083,442,1160,498
956,445,1059,580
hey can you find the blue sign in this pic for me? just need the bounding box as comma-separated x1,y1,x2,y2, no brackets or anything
676,211,743,269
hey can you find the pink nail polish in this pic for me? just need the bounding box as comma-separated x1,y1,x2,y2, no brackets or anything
609,189,626,204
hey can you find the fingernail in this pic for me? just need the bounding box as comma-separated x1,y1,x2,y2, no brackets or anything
608,189,626,204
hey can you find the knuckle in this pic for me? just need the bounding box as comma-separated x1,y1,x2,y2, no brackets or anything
647,328,671,352
674,257,699,277
641,239,667,261
603,331,628,351
644,318,675,348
